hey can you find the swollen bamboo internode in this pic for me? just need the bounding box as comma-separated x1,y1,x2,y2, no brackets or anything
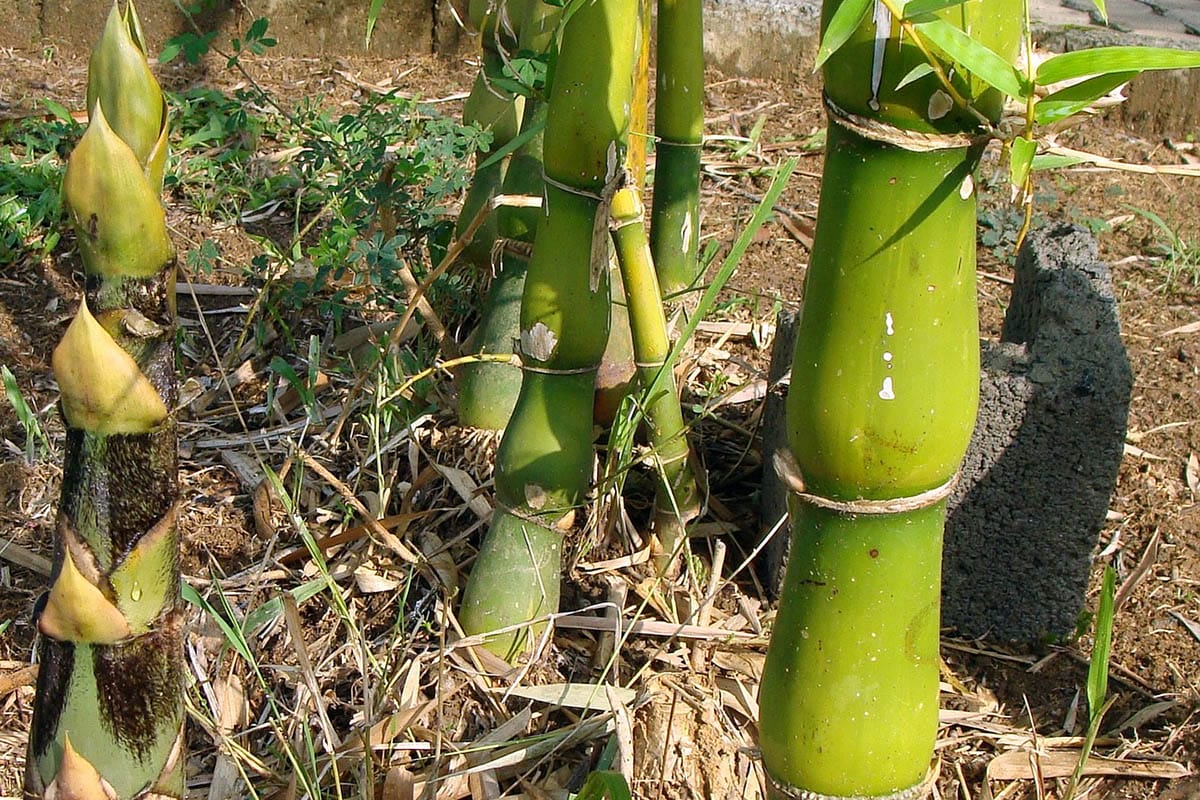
758,0,1019,796
26,3,184,798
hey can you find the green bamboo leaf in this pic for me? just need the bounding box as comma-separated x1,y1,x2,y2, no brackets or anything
815,0,873,70
1031,153,1087,170
1034,71,1135,124
1091,0,1109,23
1037,46,1200,85
574,771,633,800
913,18,1029,98
1087,565,1117,717
1008,135,1036,189
901,0,968,18
896,63,935,90
479,106,547,170
366,0,387,46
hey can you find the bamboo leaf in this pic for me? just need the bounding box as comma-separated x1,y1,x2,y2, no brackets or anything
1034,71,1135,124
366,0,386,46
896,63,935,90
479,106,547,170
913,18,1029,98
1031,153,1087,170
1088,565,1117,716
815,0,873,70
900,0,969,17
1009,135,1036,189
574,771,633,800
1091,0,1109,23
1037,47,1200,86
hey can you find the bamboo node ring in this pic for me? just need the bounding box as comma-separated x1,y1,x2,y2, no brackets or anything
766,760,939,800
824,95,989,153
773,448,959,515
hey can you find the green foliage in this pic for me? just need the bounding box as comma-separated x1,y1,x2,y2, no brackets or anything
1062,565,1118,800
1124,205,1200,291
0,104,81,265
572,771,633,800
2,365,51,461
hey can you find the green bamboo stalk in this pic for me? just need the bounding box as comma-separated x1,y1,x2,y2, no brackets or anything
26,3,183,799
457,123,543,430
609,186,700,574
758,1,1019,797
649,0,704,298
460,0,642,660
457,0,560,431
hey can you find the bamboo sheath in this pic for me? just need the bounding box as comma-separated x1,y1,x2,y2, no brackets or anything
758,0,1019,796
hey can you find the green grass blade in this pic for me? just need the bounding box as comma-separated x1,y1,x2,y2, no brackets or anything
1037,46,1200,85
1087,565,1117,716
657,158,796,387
366,0,387,46
573,771,633,800
913,17,1028,98
815,0,873,70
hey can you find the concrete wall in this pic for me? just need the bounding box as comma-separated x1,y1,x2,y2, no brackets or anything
0,0,826,79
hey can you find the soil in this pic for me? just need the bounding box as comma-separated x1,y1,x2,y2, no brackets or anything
1,41,1198,800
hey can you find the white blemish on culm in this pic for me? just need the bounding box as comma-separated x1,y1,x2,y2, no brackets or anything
885,312,895,336
680,213,693,255
883,351,893,363
927,89,953,120
521,321,558,362
879,376,896,400
960,173,974,200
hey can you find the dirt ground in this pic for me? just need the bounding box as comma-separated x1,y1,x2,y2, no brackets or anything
0,39,1198,800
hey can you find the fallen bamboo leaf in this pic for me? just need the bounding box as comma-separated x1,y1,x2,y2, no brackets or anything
1186,452,1199,500
501,682,636,713
552,614,756,641
1124,443,1168,461
986,750,1189,781
1169,611,1200,643
1161,319,1200,335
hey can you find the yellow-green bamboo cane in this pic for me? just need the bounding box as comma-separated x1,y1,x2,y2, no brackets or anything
459,0,642,660
609,186,700,574
26,3,183,799
649,0,704,298
758,1,1019,797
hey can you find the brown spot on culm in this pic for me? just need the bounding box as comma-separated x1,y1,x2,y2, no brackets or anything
869,548,879,558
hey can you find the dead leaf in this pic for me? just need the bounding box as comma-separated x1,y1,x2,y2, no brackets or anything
1186,452,1199,500
1170,611,1200,643
502,682,637,713
382,766,415,800
1162,319,1200,335
986,749,1189,781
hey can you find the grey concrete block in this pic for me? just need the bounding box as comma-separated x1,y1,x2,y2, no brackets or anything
759,224,1131,642
943,223,1131,641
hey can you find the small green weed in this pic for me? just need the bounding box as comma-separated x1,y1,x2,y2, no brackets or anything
1125,205,1200,292
0,102,81,265
2,365,51,461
